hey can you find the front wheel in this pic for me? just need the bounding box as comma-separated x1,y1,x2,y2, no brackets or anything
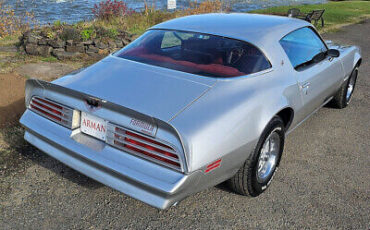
332,66,358,109
229,116,285,196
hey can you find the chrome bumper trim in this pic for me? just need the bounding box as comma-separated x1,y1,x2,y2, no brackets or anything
20,110,202,209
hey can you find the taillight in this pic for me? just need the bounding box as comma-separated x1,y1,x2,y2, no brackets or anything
107,124,182,171
29,96,80,129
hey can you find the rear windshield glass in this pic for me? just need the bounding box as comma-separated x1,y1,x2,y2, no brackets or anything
116,30,271,78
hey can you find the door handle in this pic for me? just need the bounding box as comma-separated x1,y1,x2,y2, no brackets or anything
301,82,311,88
301,82,311,95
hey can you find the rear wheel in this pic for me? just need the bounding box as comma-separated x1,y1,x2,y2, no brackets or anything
332,66,358,109
229,116,285,196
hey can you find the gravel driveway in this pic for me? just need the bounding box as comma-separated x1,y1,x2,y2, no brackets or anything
1,20,369,230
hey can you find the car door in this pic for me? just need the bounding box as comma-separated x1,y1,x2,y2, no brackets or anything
280,27,343,117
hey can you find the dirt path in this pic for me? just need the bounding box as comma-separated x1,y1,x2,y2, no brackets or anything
15,62,74,81
0,61,76,127
1,21,369,229
0,74,26,127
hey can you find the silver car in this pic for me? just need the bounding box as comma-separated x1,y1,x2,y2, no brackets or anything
20,13,362,209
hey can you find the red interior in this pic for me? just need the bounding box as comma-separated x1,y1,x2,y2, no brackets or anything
124,47,244,77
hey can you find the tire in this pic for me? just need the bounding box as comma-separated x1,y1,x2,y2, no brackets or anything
332,66,358,109
229,116,285,197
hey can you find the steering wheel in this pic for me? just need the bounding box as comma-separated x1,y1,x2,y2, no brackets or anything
226,47,245,65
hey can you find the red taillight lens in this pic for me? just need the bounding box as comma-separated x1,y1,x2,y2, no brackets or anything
108,126,182,170
30,99,63,122
29,96,75,128
124,131,178,159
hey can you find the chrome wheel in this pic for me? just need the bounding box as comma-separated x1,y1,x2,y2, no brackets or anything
256,130,280,183
346,69,357,103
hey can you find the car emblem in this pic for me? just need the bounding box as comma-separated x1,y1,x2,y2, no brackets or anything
85,97,102,112
129,118,157,137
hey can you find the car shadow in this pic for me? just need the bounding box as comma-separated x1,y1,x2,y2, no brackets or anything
215,181,236,194
0,98,25,128
1,121,103,190
324,100,340,109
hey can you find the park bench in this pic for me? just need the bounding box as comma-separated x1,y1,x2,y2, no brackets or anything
287,8,325,27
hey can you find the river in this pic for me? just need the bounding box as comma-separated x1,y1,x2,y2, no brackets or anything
3,0,326,25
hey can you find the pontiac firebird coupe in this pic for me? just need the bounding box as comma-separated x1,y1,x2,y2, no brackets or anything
20,13,361,209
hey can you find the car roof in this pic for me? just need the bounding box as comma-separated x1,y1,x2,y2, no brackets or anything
151,13,310,47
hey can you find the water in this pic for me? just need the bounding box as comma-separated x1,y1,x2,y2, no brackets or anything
3,0,326,25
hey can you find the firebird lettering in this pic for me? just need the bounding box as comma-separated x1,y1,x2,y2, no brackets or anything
130,119,154,132
82,118,106,132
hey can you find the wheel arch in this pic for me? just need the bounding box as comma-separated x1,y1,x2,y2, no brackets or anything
275,107,294,131
353,50,362,68
356,58,362,67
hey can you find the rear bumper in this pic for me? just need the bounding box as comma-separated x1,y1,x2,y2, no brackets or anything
20,110,204,209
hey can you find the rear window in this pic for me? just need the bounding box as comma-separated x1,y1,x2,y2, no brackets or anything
116,30,271,78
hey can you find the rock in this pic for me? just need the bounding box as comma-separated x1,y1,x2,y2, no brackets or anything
115,40,123,48
52,48,64,56
66,44,84,53
52,49,81,60
27,36,38,44
25,44,39,55
122,38,131,46
82,40,93,45
87,45,99,53
108,40,116,48
37,46,53,57
39,30,49,38
38,39,48,45
112,48,121,53
48,39,66,48
95,40,108,49
98,49,109,55
23,30,32,38
18,35,25,45
66,40,73,46
19,36,28,46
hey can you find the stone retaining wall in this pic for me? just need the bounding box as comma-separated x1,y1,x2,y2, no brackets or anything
19,30,134,60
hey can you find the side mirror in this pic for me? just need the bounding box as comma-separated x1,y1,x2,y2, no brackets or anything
327,49,340,58
313,52,326,63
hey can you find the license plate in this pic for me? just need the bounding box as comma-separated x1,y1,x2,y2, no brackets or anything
80,112,108,141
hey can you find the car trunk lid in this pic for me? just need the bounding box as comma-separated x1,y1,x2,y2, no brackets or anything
53,56,217,122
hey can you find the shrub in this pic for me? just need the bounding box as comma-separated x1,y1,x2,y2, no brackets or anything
0,0,36,37
60,27,81,41
107,28,119,38
92,0,132,20
124,0,228,35
183,0,227,15
53,20,62,27
94,26,120,39
81,28,94,41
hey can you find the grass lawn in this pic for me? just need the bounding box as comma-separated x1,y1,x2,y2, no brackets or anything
252,1,370,32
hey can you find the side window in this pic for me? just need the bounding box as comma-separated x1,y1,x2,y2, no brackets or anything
161,32,182,49
280,27,327,69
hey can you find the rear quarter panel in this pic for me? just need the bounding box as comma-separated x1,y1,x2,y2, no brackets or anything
170,69,300,173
